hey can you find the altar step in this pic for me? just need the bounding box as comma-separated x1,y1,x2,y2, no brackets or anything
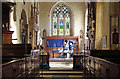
37,70,84,75
26,59,93,78
25,64,93,78
26,69,93,78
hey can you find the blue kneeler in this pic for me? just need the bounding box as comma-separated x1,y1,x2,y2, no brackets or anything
73,64,83,69
40,64,50,70
59,56,65,58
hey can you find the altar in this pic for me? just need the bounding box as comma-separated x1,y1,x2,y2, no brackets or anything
44,36,79,58
52,50,71,58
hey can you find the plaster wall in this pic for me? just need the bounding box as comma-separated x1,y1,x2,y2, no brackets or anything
95,2,104,49
95,2,110,50
102,2,110,50
10,2,33,44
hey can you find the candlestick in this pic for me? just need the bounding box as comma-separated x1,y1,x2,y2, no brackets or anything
3,24,4,27
6,23,8,30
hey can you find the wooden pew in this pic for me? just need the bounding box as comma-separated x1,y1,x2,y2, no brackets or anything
2,57,36,78
85,55,120,78
2,44,32,57
90,50,120,64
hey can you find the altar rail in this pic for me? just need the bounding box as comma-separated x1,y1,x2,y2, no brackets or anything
84,55,120,78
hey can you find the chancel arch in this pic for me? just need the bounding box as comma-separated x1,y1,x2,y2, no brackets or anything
20,9,28,44
50,1,74,36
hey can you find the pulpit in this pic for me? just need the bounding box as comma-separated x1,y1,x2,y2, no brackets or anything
2,2,16,44
2,31,14,44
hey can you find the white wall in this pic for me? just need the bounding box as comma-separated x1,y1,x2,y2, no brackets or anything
39,2,54,37
10,2,33,44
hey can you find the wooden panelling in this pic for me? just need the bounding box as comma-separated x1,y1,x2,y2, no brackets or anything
2,31,14,44
90,50,120,64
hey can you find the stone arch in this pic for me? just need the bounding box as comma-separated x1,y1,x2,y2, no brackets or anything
20,9,28,44
21,9,27,25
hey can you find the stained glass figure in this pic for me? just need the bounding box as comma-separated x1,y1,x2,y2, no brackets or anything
53,13,57,35
65,13,70,35
59,13,64,35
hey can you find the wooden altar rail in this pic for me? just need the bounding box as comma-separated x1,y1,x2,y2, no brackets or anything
84,55,120,78
44,36,79,58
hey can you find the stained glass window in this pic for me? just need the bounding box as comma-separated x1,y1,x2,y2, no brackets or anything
65,13,70,35
52,3,70,36
59,13,64,35
53,13,57,35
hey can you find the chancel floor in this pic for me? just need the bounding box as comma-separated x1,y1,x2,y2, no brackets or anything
26,58,93,78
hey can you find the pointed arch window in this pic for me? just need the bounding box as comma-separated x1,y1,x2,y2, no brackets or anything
52,3,70,36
